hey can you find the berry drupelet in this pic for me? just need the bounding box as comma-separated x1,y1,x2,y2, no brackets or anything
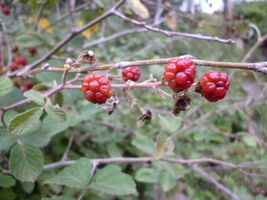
164,58,196,92
198,70,230,102
122,66,141,82
82,73,112,104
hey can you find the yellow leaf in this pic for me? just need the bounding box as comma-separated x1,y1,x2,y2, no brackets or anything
77,20,100,38
38,18,54,33
127,0,150,19
164,13,177,30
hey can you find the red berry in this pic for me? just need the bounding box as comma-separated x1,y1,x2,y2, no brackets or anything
12,45,19,52
28,47,37,56
199,70,230,102
9,62,19,71
122,66,141,82
15,56,27,65
164,58,196,91
0,2,6,8
2,7,10,15
81,73,112,104
21,81,33,92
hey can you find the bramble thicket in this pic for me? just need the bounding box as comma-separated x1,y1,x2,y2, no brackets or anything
0,0,267,200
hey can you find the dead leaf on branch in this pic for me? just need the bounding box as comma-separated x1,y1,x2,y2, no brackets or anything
172,92,191,116
126,0,150,19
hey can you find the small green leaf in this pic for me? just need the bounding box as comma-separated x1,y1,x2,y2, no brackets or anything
89,165,137,195
159,171,177,192
8,107,43,136
9,143,44,182
54,92,64,107
132,135,154,155
16,33,43,48
243,135,257,147
158,115,180,133
0,174,16,188
24,90,45,106
45,158,92,188
135,168,159,183
0,76,13,96
21,182,35,194
45,105,67,122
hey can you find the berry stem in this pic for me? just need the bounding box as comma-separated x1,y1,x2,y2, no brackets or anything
15,56,267,76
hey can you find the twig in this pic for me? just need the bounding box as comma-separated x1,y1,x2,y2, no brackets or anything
61,133,75,161
67,0,76,32
191,164,242,200
112,10,235,44
19,56,267,76
83,27,147,48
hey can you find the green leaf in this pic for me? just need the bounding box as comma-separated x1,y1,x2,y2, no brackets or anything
154,134,174,159
8,107,43,136
159,171,177,192
9,143,44,182
45,158,92,188
0,174,16,188
16,33,43,48
24,90,45,106
0,76,13,96
54,92,64,107
0,129,16,151
21,182,35,194
158,115,181,133
135,167,159,183
243,135,258,147
132,135,154,155
89,165,137,195
45,105,67,122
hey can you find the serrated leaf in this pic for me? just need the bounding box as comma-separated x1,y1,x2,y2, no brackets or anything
132,135,154,155
0,76,13,96
9,143,44,182
21,182,35,194
158,115,180,133
0,174,16,188
159,171,177,192
45,158,92,188
135,168,159,183
16,33,44,48
154,134,174,159
89,165,137,195
8,107,43,136
45,105,67,122
24,90,45,106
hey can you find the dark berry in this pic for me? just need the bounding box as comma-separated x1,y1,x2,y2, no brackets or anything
164,58,196,91
82,73,112,104
12,45,19,52
9,62,19,71
21,81,33,92
0,2,6,8
28,47,37,56
122,66,141,82
15,56,27,65
198,70,230,102
2,7,10,15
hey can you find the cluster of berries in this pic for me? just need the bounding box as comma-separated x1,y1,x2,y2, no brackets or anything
164,58,230,102
81,58,230,104
9,56,27,71
9,45,37,71
0,2,10,15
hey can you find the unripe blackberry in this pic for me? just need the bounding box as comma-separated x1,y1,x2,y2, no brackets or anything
164,58,196,92
82,73,112,104
15,56,27,65
122,66,141,82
